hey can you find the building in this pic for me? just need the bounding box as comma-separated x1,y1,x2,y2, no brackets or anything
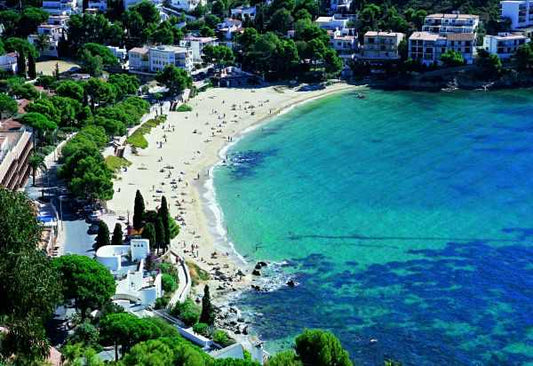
107,45,127,62
329,0,352,13
422,13,479,34
47,15,70,27
87,0,107,11
217,18,243,40
149,45,193,72
408,31,477,65
329,29,358,59
170,0,203,11
28,24,65,57
0,53,18,74
230,5,256,19
179,35,218,63
315,14,353,31
501,0,533,29
0,119,33,190
483,32,529,59
360,31,405,61
124,0,162,8
42,0,78,15
128,46,150,72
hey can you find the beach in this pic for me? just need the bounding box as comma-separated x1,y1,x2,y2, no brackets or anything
106,82,358,307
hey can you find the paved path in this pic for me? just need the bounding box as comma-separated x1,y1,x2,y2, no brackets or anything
167,249,192,309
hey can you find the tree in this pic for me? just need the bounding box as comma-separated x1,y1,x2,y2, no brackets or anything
440,50,465,67
108,74,140,100
27,52,36,79
121,339,175,366
155,215,165,252
82,42,119,67
17,7,49,37
476,48,502,75
53,254,116,318
95,220,111,250
150,21,175,45
142,222,156,248
155,64,192,96
159,196,170,248
203,45,235,68
68,321,100,348
84,77,116,110
18,112,58,143
294,329,352,366
0,92,18,119
200,285,215,325
10,82,40,99
5,37,38,78
69,155,114,201
133,189,145,230
268,8,294,35
161,273,177,293
323,48,343,76
112,222,123,246
56,80,85,102
81,49,104,76
267,350,302,366
0,188,62,364
515,43,533,71
28,152,46,186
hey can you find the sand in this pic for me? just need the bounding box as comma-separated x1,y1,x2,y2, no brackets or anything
106,82,359,301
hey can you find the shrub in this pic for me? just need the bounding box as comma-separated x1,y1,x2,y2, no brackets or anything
186,261,210,287
192,322,211,337
171,298,200,326
162,273,177,293
154,296,169,309
176,104,193,112
213,330,235,347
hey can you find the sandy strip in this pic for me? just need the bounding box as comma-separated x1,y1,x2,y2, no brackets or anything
107,82,360,301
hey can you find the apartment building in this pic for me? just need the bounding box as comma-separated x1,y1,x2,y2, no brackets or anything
328,29,358,59
360,31,405,60
128,46,150,72
483,32,529,59
149,45,193,72
42,0,78,15
179,36,218,63
408,31,476,65
501,0,533,29
422,13,479,34
0,120,33,190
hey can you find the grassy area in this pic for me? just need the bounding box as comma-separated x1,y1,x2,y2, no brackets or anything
105,156,131,171
126,115,166,149
176,104,193,112
186,260,210,287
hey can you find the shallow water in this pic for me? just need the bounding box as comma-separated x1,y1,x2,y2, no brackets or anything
212,89,533,365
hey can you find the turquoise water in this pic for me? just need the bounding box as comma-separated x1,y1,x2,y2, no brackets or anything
213,89,533,365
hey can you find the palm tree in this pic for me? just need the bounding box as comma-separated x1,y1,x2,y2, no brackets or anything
28,152,46,186
34,33,50,54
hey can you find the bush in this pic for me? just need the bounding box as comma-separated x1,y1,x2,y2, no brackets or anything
187,261,210,287
176,104,193,112
162,273,177,293
171,298,200,326
154,296,170,309
213,330,235,347
192,322,211,337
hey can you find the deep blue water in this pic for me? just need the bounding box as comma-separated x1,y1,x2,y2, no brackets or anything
213,89,533,365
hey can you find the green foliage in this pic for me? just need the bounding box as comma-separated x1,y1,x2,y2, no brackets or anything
68,322,100,349
95,220,111,250
159,196,170,248
200,285,215,325
192,322,210,337
212,329,234,348
62,343,104,366
18,112,57,142
55,80,85,102
0,92,17,118
133,189,145,230
142,222,156,247
82,42,119,67
108,74,140,100
187,260,210,286
10,82,40,99
162,273,177,293
121,338,175,365
440,50,465,67
67,13,124,52
267,350,302,366
515,42,533,71
294,329,352,366
85,78,116,109
476,48,502,75
126,115,166,149
53,254,116,318
203,45,235,67
105,155,131,172
155,64,192,96
176,103,193,112
171,298,200,326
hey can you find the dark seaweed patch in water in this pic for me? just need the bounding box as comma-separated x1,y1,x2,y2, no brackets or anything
238,241,533,366
226,149,278,179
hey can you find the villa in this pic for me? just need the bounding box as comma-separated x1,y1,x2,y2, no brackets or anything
315,14,354,31
217,18,243,40
328,29,358,59
483,32,530,60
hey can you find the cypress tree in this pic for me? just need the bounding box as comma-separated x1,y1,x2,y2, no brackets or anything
27,53,36,80
133,190,145,230
141,222,156,250
155,216,164,253
16,50,26,77
95,221,110,250
160,196,170,246
111,223,123,246
200,285,215,325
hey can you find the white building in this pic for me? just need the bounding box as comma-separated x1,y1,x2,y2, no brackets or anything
422,13,479,34
359,31,405,61
230,5,256,19
88,0,107,11
0,53,18,75
501,0,533,29
170,0,204,11
329,0,352,12
107,45,127,61
149,45,193,72
408,31,476,65
47,15,70,27
42,0,78,16
179,35,218,63
329,29,358,59
28,24,65,57
128,46,150,72
217,18,243,40
315,14,353,31
124,0,162,8
483,32,529,59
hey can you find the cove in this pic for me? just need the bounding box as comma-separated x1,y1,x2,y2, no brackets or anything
212,89,533,365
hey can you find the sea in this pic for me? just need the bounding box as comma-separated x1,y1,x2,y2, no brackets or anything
208,88,533,365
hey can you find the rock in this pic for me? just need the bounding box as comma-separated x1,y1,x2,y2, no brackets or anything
242,326,248,335
254,261,268,270
236,269,245,277
237,317,245,323
252,269,261,276
287,279,296,288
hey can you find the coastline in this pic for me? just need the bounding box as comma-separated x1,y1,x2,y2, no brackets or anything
105,82,360,331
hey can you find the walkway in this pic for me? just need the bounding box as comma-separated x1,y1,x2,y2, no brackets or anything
167,249,192,309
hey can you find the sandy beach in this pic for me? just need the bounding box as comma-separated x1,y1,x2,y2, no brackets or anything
106,82,359,305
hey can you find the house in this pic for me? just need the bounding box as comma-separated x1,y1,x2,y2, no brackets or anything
96,238,162,308
230,5,256,20
359,31,405,61
42,0,78,15
128,46,150,72
107,45,127,62
47,15,70,27
217,18,243,40
0,52,18,74
501,0,533,29
170,0,204,11
329,0,352,12
315,14,354,31
28,24,65,57
88,0,107,11
179,35,218,63
0,119,33,190
422,13,479,34
483,32,530,59
149,45,193,72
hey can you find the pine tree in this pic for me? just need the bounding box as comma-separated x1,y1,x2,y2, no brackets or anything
111,223,123,246
95,221,110,250
133,190,145,230
200,285,215,325
27,53,36,80
141,222,156,250
160,196,170,247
